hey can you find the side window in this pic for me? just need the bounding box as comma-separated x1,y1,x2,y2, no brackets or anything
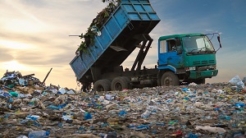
167,39,182,54
167,39,176,51
160,40,167,53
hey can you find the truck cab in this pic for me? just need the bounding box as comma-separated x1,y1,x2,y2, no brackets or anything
158,33,220,85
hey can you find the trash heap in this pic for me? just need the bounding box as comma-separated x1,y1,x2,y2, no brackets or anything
1,72,246,138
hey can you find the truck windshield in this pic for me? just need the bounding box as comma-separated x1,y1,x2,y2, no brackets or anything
182,35,215,54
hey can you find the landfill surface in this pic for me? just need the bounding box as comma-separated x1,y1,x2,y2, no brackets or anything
1,71,246,138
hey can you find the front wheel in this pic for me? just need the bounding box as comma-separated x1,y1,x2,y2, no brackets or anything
161,71,179,86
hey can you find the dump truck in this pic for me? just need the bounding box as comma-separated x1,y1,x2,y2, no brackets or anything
70,0,222,92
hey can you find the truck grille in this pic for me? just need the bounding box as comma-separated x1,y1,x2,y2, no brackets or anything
193,60,215,65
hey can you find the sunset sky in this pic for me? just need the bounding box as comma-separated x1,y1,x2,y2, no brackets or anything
0,0,245,89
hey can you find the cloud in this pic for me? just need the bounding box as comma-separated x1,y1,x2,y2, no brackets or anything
0,0,108,34
0,47,13,62
0,33,47,44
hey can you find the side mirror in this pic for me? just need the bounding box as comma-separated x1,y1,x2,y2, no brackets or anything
217,35,222,48
206,32,222,52
216,35,222,52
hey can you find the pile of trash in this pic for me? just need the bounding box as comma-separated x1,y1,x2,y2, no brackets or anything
0,71,246,138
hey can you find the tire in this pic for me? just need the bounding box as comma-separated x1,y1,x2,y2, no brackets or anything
111,77,130,91
121,76,132,89
161,71,179,86
93,79,111,92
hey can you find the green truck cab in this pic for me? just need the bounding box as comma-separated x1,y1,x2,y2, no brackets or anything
158,33,222,85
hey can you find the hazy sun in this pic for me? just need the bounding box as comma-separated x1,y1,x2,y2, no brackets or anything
1,60,28,71
0,39,34,50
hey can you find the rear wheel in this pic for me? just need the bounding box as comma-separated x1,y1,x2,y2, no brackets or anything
111,77,130,91
161,71,179,86
93,79,111,92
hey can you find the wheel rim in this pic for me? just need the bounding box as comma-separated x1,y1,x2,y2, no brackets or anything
115,82,122,91
96,85,104,92
164,77,172,86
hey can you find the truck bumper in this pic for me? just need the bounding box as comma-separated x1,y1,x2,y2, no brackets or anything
189,70,218,79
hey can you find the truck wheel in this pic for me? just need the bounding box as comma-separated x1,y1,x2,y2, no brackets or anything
161,71,179,86
93,79,111,92
121,76,132,89
111,77,130,91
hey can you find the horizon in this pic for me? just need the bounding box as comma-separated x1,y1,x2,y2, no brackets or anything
0,0,245,89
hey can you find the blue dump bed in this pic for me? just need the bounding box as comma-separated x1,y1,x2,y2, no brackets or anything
70,0,160,81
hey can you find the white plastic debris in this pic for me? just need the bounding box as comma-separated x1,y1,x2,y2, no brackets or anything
62,115,73,121
189,82,197,86
194,102,203,108
98,96,105,102
195,126,226,133
17,135,28,138
66,90,75,94
217,89,224,94
229,75,245,88
105,94,114,100
59,88,67,94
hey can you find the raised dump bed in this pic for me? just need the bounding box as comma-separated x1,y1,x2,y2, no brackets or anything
70,0,160,81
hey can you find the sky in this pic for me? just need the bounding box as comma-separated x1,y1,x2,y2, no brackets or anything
0,0,245,89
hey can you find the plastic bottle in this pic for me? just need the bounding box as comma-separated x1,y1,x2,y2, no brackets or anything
84,112,92,120
235,102,245,108
219,115,231,121
57,103,67,109
118,110,127,117
136,124,149,130
28,130,50,138
0,90,10,98
47,105,59,110
128,124,136,129
9,91,18,97
141,110,151,119
26,115,40,121
187,133,198,138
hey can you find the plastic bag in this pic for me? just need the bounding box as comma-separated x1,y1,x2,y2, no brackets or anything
195,126,226,133
229,75,245,89
243,77,246,84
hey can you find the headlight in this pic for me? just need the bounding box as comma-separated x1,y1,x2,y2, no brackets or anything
209,65,216,69
189,67,196,71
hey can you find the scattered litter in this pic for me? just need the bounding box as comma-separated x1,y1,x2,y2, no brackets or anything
1,71,246,137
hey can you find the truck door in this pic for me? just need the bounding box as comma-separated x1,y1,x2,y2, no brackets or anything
158,39,183,71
